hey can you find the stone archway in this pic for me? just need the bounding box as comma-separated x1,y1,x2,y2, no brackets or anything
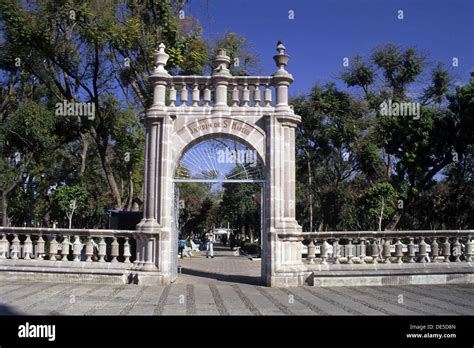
133,42,306,287
171,133,266,283
172,118,266,169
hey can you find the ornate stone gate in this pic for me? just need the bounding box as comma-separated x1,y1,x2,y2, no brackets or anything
135,42,306,286
0,45,472,289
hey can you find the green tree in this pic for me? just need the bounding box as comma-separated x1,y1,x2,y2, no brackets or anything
219,182,261,242
0,0,208,213
210,32,260,76
357,182,397,231
293,83,369,231
295,44,473,231
52,185,91,228
177,182,214,237
0,100,59,226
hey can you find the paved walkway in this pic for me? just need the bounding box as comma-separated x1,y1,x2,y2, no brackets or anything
176,245,262,285
0,246,472,315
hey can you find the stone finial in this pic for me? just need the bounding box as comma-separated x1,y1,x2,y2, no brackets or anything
153,42,169,73
273,41,289,71
212,48,231,75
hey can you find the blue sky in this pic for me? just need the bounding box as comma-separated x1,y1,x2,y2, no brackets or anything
186,0,474,96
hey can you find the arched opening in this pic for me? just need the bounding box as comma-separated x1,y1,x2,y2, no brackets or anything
171,135,265,285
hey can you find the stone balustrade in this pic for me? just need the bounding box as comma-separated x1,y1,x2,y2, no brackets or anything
274,230,473,286
148,42,294,115
296,230,473,265
165,76,274,108
0,227,136,264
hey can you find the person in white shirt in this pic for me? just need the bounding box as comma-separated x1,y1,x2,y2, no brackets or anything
205,230,214,258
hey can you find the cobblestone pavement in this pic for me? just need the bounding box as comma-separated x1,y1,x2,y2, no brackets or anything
0,246,472,316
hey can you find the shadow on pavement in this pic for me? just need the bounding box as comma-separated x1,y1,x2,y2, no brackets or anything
180,268,263,286
0,304,23,315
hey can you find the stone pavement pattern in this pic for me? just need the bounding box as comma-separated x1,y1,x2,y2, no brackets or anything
0,246,472,315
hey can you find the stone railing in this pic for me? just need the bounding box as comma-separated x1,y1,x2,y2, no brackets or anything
148,42,294,115
0,227,136,265
296,230,473,265
274,230,474,286
165,75,275,108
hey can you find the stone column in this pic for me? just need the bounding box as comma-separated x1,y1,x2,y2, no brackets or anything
211,49,232,113
264,42,305,287
135,43,171,282
273,42,294,114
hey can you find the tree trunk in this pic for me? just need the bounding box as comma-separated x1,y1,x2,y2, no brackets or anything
378,198,385,231
42,210,51,228
386,154,392,179
95,137,123,210
386,213,402,231
1,191,7,227
126,171,134,211
1,155,32,227
79,133,89,176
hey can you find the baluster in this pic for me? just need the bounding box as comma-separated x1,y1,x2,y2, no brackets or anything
85,237,93,262
333,238,341,264
61,235,70,261
231,84,239,107
98,237,106,262
73,236,81,262
371,238,379,264
123,237,132,264
346,239,354,264
0,233,7,259
407,237,416,263
464,236,472,262
203,86,211,106
49,235,58,261
430,237,439,263
111,237,119,263
10,234,20,259
306,239,315,264
442,237,451,263
37,233,45,260
383,238,392,263
23,234,32,260
192,83,200,106
140,236,146,266
180,83,188,106
321,239,328,265
359,238,366,264
395,238,404,263
418,237,427,263
134,238,142,267
242,83,250,106
168,84,176,106
264,85,272,106
253,84,261,106
452,238,461,262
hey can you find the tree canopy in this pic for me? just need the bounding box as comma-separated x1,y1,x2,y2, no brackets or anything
0,2,471,233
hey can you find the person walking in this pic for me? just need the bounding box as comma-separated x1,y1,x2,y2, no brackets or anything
185,236,193,257
222,234,227,247
178,237,186,259
205,229,214,258
229,232,236,251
